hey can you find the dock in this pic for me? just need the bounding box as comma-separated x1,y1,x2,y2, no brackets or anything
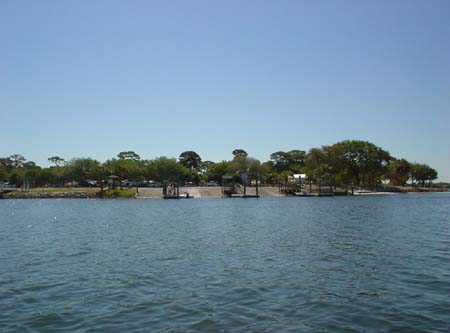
281,185,349,197
163,193,193,199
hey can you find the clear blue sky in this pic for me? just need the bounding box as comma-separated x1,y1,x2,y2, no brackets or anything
1,1,449,181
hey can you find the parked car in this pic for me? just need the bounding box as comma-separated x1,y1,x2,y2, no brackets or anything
146,181,162,188
79,180,98,187
206,181,219,186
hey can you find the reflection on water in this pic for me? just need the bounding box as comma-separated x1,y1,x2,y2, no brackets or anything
0,194,449,332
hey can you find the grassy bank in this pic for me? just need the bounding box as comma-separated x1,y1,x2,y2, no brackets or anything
31,187,99,193
100,188,137,198
1,187,137,199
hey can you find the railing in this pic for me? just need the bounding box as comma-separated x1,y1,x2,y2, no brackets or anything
0,184,17,193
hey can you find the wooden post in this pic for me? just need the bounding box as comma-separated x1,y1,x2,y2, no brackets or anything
318,176,321,196
255,171,259,197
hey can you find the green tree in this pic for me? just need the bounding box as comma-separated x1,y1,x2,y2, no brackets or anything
117,151,141,161
22,161,37,169
89,164,110,193
105,159,133,189
199,160,214,176
179,151,202,170
232,149,248,158
36,168,53,187
66,158,101,183
270,150,306,173
204,161,230,184
259,161,277,184
228,156,250,175
329,140,391,186
147,157,190,182
9,154,26,168
286,150,306,170
49,165,68,186
305,147,331,181
387,158,411,185
0,167,8,181
20,161,40,185
48,156,65,167
270,151,290,172
8,169,24,186
410,163,437,186
0,157,14,171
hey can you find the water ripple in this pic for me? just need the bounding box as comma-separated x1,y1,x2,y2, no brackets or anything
0,195,449,332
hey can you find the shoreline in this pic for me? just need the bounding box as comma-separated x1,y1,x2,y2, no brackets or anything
1,186,447,199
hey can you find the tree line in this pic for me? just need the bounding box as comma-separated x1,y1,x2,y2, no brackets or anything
0,140,438,188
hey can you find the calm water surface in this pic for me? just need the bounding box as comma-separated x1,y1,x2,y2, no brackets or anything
0,194,449,332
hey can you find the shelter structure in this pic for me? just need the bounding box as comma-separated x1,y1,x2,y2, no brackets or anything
221,176,236,197
163,178,192,199
108,175,119,189
222,172,260,198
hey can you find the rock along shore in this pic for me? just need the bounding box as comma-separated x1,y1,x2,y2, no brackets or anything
1,191,98,199
1,186,446,199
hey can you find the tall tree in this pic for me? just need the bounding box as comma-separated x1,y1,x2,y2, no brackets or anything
179,151,202,170
146,157,190,182
0,167,7,181
117,151,141,161
286,150,306,169
410,163,437,186
270,150,306,173
305,147,332,181
387,158,411,185
48,156,65,167
204,161,230,184
232,149,248,158
270,151,290,172
329,140,391,185
9,154,26,168
22,161,38,169
0,157,14,171
66,158,101,182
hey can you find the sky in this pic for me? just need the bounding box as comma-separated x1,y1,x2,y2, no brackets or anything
1,0,449,181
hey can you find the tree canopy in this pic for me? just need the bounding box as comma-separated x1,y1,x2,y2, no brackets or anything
0,141,439,188
232,149,248,158
117,151,141,161
48,156,65,167
179,151,202,170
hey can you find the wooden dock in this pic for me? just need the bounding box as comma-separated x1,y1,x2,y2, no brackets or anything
163,194,194,199
228,194,260,198
281,185,348,197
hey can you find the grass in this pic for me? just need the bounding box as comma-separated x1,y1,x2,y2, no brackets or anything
31,187,99,193
101,188,137,198
32,187,137,198
2,187,137,198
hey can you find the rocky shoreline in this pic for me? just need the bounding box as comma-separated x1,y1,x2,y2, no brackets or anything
0,188,138,199
1,191,99,199
1,186,447,199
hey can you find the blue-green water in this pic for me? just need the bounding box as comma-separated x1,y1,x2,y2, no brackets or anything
0,194,449,332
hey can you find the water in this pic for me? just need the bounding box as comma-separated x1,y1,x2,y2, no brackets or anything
0,194,449,332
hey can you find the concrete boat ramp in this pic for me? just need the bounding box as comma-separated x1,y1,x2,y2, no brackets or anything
137,186,282,199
